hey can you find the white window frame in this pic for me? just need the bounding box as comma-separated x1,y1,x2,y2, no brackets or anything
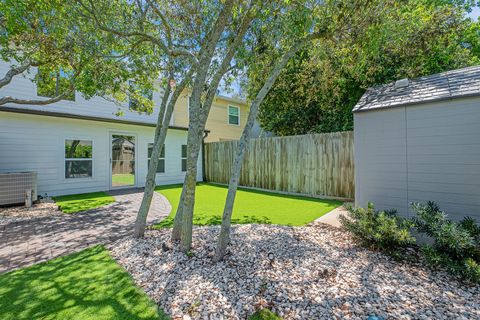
64,138,93,179
148,143,166,174
228,105,240,126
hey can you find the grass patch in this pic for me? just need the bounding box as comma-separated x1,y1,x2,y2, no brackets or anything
112,174,135,187
53,191,115,214
0,246,169,320
249,309,283,320
154,183,341,228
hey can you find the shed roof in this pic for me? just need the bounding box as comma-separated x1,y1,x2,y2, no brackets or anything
353,65,480,113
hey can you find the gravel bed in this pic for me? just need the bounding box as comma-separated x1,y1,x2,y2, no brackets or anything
0,202,61,222
110,224,480,320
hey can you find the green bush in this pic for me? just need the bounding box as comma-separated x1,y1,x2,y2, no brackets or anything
412,202,480,283
249,309,282,320
339,203,415,256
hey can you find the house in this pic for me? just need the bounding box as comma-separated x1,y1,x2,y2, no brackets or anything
0,60,247,197
174,90,250,142
353,65,480,222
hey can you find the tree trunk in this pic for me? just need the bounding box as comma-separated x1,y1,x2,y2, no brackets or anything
179,126,204,251
213,35,320,261
134,69,194,238
173,4,251,250
171,185,185,241
133,82,171,237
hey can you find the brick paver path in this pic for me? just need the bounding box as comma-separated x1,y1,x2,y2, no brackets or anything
0,188,171,273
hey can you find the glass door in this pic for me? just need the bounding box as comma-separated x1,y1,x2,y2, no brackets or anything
111,134,135,188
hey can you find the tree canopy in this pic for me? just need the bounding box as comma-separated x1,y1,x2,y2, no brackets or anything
249,0,480,136
0,0,161,110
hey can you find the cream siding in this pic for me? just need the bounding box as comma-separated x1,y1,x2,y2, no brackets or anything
173,94,250,143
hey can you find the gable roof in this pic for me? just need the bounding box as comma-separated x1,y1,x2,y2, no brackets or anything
353,65,480,113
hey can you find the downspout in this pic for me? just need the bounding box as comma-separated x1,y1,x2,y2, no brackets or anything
201,130,209,182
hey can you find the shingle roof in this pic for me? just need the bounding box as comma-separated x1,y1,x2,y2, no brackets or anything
353,65,480,112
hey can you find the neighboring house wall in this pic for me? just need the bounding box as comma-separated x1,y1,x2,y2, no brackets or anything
0,111,202,197
355,96,480,221
173,93,250,142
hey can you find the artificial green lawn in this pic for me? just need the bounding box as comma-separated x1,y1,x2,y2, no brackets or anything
0,246,168,320
53,191,115,213
112,173,135,187
155,183,341,228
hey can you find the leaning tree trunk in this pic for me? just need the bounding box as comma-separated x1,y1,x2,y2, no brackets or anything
134,69,194,238
179,126,204,251
171,185,186,241
172,7,253,250
133,83,171,237
213,35,322,261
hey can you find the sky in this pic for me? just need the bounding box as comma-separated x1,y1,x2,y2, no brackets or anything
468,6,480,19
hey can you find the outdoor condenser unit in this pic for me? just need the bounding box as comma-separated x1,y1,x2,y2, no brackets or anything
0,172,38,206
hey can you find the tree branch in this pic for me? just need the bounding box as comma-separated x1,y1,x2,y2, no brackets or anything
0,62,84,106
201,11,254,123
102,39,148,59
213,30,327,261
145,0,173,46
76,0,198,64
0,61,36,89
0,91,72,106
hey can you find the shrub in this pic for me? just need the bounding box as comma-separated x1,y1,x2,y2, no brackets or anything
459,217,480,244
340,203,415,256
249,309,282,320
411,202,480,283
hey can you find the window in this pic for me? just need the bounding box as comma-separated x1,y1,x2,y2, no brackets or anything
148,143,165,173
181,144,187,172
37,67,75,101
228,105,240,125
129,80,153,112
65,139,92,178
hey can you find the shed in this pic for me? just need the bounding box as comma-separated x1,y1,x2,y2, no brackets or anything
353,65,480,221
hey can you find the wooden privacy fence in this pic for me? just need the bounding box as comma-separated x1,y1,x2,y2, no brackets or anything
204,131,354,199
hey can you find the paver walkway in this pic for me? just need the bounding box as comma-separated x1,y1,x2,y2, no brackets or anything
0,189,171,273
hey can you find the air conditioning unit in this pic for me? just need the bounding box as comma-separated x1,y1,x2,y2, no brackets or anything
0,172,38,206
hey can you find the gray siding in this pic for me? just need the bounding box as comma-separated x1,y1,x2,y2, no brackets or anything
355,96,480,221
0,111,203,197
354,107,408,214
0,60,168,126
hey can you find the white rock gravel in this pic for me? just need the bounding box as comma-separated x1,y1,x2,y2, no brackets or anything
0,202,60,222
110,224,480,320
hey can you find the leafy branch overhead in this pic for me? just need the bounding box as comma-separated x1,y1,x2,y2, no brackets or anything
0,0,163,110
249,0,480,136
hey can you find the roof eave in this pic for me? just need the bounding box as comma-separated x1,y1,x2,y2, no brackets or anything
352,92,480,113
0,106,211,132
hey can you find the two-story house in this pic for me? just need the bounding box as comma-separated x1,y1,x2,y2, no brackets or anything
0,61,249,197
